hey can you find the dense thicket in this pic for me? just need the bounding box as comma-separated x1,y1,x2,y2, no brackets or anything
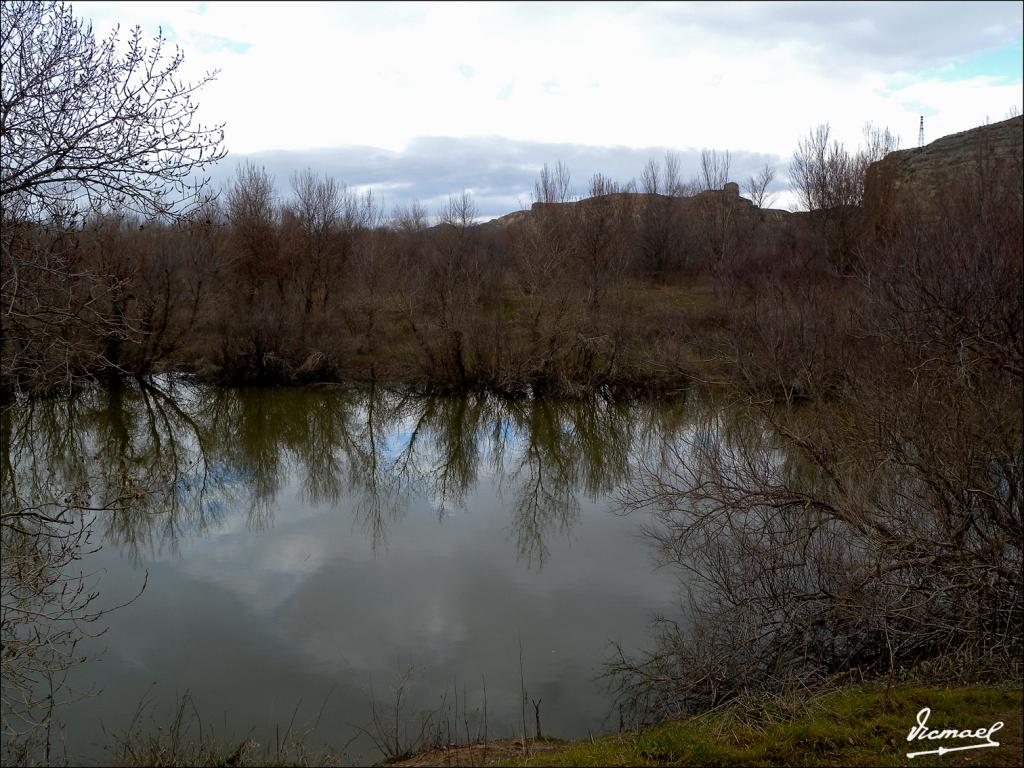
611,153,1023,721
2,154,872,398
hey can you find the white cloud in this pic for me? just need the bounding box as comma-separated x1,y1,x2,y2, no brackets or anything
70,1,1023,206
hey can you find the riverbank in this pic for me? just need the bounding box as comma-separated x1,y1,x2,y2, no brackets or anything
389,684,1022,767
101,683,1023,767
167,282,720,398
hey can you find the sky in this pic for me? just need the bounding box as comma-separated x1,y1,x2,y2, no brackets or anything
74,1,1023,217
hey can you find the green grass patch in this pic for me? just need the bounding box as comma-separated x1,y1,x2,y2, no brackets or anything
507,685,1023,767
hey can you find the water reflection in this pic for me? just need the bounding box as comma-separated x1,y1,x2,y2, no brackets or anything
2,383,725,764
2,382,695,566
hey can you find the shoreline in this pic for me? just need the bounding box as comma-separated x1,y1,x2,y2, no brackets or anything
384,683,1023,768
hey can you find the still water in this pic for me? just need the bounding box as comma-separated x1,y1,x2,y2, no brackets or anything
2,381,697,764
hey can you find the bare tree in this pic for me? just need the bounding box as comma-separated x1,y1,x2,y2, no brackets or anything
573,175,632,305
225,163,278,290
289,169,344,314
438,189,479,230
640,152,688,197
0,1,226,219
291,170,343,239
789,123,896,212
1,0,226,395
533,161,573,205
696,149,731,193
744,162,776,209
662,151,686,197
789,122,899,271
640,158,661,196
790,124,849,211
1,488,148,761
1,6,225,747
409,191,488,386
390,201,429,234
588,172,620,198
635,153,693,279
858,122,899,168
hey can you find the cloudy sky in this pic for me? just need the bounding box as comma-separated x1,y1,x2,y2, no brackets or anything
75,1,1023,217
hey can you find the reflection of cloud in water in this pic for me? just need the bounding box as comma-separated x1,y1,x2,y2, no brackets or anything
178,527,331,614
2,382,724,765
2,383,703,565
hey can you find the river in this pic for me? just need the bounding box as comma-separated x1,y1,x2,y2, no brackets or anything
1,380,704,764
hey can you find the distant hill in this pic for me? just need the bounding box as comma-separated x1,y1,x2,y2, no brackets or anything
864,115,1023,224
434,116,1023,234
474,182,793,234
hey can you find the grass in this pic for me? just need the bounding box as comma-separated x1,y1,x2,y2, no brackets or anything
388,684,1023,767
507,684,1023,767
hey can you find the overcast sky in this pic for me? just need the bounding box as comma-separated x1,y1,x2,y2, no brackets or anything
75,1,1023,217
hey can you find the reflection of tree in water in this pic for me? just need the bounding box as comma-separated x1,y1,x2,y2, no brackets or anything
2,383,258,563
2,384,700,564
503,399,581,567
498,395,693,566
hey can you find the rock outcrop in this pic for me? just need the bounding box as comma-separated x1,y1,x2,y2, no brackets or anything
466,118,1020,237
479,184,790,232
863,115,1023,225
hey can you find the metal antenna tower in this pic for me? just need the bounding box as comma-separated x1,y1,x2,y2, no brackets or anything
918,116,924,147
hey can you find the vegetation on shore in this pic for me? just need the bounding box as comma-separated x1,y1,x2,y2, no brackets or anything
501,684,1024,768
99,683,1022,767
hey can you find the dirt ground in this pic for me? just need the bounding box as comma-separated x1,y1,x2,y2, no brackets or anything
386,738,567,767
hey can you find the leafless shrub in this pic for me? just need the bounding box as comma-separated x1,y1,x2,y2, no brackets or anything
106,689,348,767
353,667,492,762
611,150,1022,722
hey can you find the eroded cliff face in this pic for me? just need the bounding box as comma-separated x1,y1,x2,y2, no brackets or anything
864,116,1023,226
478,117,1021,237
480,183,790,231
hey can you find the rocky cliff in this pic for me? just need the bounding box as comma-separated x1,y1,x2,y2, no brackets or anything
479,182,790,232
474,117,1021,236
863,115,1023,225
